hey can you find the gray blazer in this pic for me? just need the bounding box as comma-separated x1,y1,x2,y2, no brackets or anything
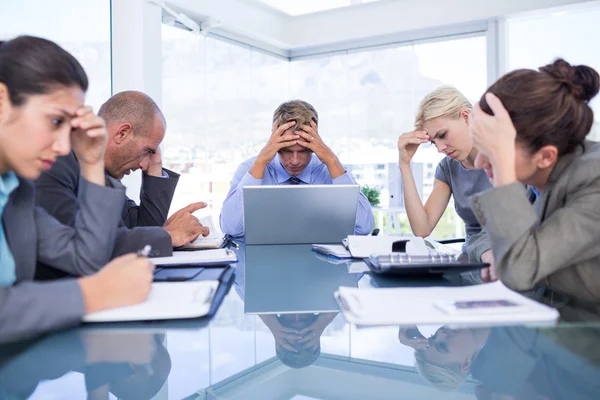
0,177,125,344
466,185,537,262
471,140,600,307
35,152,177,264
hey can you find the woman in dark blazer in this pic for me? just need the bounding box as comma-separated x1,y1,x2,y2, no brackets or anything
469,58,600,308
0,36,154,344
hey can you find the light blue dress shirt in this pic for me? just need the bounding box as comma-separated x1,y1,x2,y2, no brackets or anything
0,172,20,286
220,154,375,237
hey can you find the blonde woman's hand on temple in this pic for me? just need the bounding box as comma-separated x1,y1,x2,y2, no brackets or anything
398,130,430,167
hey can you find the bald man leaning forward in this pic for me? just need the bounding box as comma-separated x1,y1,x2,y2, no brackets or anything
34,91,208,279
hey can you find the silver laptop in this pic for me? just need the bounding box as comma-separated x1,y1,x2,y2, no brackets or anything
243,184,359,245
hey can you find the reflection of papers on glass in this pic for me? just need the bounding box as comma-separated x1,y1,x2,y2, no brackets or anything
83,280,219,322
347,261,370,274
334,282,559,326
181,216,227,249
151,249,237,266
312,244,352,258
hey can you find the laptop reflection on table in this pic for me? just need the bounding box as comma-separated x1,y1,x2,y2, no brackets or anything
243,244,358,314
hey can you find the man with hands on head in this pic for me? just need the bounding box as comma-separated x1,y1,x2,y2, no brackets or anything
35,91,209,279
220,99,374,237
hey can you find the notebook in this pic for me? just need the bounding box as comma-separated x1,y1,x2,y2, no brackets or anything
334,281,559,326
181,216,227,249
83,280,219,322
151,249,237,266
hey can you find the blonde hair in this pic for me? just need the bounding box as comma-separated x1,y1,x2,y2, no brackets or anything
415,86,472,130
273,100,318,131
414,350,470,392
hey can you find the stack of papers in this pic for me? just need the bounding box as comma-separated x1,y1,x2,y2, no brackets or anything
151,249,237,266
334,282,559,326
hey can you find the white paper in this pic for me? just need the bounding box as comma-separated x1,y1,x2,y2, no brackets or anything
151,249,237,266
345,235,405,258
335,281,559,326
182,216,226,249
83,280,219,322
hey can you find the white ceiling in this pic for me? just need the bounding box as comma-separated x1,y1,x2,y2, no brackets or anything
250,0,382,16
167,0,597,55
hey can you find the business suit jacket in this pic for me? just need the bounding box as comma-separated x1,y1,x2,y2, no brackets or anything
0,177,124,344
35,152,178,266
465,185,537,262
471,140,600,307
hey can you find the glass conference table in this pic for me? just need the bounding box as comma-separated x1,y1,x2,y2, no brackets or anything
2,241,600,400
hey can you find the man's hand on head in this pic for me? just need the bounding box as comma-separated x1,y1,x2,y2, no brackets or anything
145,146,164,177
249,121,298,179
163,202,210,247
297,121,345,179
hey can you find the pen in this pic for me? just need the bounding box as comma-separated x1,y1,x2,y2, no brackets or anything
137,245,152,257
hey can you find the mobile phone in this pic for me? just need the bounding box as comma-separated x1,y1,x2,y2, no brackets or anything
435,299,526,315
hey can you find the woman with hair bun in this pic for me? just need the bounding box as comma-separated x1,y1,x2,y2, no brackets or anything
469,58,600,305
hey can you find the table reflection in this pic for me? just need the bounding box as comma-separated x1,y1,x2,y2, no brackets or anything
0,330,170,399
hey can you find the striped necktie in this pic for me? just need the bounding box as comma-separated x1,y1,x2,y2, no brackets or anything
288,177,302,185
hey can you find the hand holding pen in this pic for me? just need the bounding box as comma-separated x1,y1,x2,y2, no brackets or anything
137,245,152,258
79,249,155,314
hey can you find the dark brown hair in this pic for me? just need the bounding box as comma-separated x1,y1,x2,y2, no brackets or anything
0,36,88,107
480,58,600,156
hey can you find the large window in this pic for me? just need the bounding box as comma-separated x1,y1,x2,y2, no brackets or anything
290,35,487,201
162,25,290,218
507,4,600,140
0,0,112,110
162,27,487,239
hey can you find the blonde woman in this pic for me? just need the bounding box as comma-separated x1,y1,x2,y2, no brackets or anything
399,325,490,392
397,87,494,279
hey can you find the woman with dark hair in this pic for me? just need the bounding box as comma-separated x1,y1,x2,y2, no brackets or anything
0,36,153,344
469,58,600,305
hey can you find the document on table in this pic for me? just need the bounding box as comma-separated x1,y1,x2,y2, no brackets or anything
334,281,559,326
84,280,220,322
151,249,237,266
